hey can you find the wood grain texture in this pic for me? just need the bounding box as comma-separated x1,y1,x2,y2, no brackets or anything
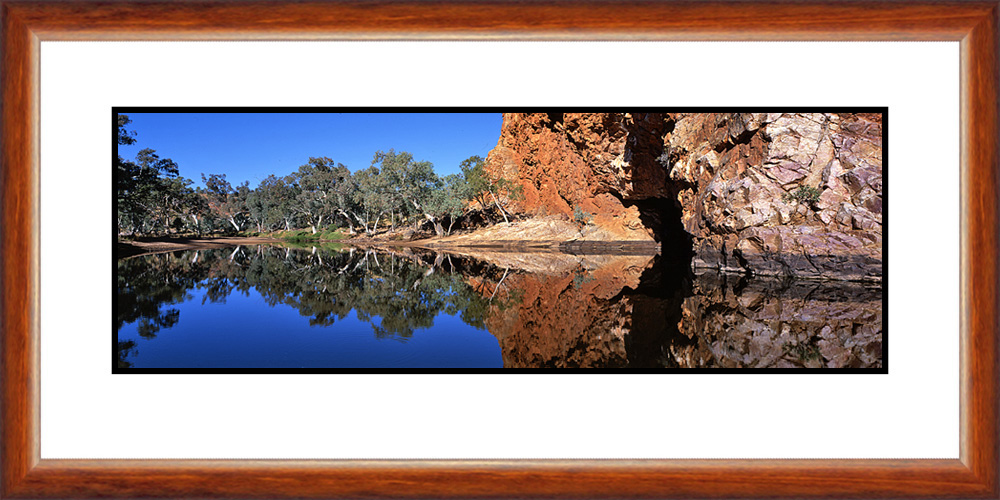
1,1,998,499
962,3,1000,496
0,0,996,40
7,459,993,499
1,2,37,499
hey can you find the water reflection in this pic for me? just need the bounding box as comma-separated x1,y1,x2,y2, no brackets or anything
675,274,883,368
116,244,882,369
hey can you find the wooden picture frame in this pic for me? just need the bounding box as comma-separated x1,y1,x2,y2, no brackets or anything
2,1,997,498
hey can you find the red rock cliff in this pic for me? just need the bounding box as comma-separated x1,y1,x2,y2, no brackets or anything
486,113,883,280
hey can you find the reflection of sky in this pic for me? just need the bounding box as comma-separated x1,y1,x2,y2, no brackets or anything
117,285,502,369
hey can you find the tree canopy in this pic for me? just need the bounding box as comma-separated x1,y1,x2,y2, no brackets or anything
116,114,515,239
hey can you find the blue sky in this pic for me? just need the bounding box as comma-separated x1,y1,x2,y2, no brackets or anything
117,113,503,187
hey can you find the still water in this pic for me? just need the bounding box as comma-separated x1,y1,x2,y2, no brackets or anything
116,244,883,370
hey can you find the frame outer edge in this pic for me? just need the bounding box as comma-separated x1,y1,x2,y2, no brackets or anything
963,3,1000,497
1,1,998,499
0,2,38,499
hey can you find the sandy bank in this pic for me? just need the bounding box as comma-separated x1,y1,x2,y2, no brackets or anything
116,217,662,260
116,237,282,259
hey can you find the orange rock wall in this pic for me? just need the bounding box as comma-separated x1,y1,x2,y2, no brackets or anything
486,112,884,279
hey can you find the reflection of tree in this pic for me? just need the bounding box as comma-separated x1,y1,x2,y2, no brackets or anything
115,339,137,369
116,252,214,366
117,245,884,369
115,245,510,367
224,246,508,339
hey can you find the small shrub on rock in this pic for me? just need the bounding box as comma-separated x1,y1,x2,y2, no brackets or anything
573,205,593,226
783,185,822,206
656,151,671,168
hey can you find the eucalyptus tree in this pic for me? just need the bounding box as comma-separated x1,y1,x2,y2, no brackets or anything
201,173,249,232
115,115,138,239
117,148,181,235
459,155,522,224
374,149,445,236
291,157,357,234
184,186,211,236
244,188,268,233
155,176,198,234
254,174,299,231
324,163,358,234
351,165,392,235
427,174,468,235
116,115,202,237
459,155,493,220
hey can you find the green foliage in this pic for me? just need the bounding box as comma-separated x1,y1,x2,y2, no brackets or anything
459,155,522,224
782,185,822,205
116,116,518,240
116,114,194,238
288,157,350,234
280,229,347,243
460,156,492,213
117,114,136,146
373,149,446,234
572,269,595,289
785,339,822,362
572,205,593,226
425,173,469,234
200,173,251,233
118,246,510,348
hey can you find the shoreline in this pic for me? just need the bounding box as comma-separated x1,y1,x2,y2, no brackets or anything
116,234,881,283
115,235,662,259
116,237,286,259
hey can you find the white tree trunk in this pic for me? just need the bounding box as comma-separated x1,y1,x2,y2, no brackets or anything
423,213,444,237
490,191,509,224
338,211,355,234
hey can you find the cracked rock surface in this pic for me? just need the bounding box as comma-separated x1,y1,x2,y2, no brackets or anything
486,113,883,281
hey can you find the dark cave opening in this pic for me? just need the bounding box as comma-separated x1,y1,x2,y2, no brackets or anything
624,196,695,261
610,195,700,367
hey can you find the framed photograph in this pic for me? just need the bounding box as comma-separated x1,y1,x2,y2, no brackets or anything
110,106,886,373
2,1,996,498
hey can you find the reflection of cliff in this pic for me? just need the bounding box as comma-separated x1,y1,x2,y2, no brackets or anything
675,273,883,368
463,253,693,368
467,255,882,369
486,113,882,280
465,254,663,368
119,244,882,369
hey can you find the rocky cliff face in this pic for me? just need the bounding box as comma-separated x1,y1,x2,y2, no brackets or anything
486,113,883,280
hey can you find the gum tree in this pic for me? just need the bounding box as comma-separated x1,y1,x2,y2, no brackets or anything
375,149,444,236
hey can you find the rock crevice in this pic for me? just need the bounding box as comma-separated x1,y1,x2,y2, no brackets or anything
486,112,883,281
